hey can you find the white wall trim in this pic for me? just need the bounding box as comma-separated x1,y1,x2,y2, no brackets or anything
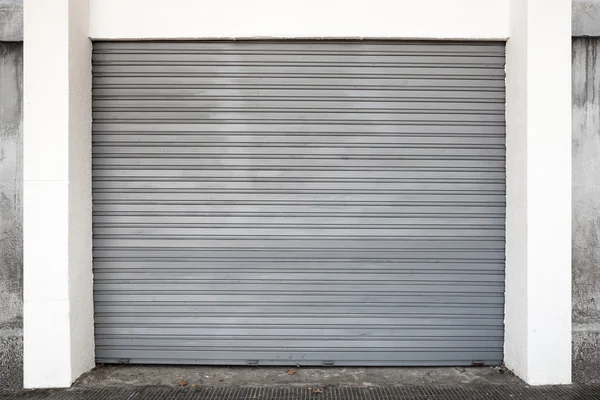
504,0,572,385
23,0,94,389
23,0,572,387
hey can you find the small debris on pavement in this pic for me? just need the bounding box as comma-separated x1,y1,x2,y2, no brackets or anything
287,369,297,375
312,388,323,395
191,384,197,387
178,379,188,387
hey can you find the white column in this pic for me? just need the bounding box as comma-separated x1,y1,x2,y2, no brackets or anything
505,0,572,385
23,0,93,388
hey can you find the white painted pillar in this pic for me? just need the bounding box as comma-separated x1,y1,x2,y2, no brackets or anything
505,0,572,385
23,0,93,388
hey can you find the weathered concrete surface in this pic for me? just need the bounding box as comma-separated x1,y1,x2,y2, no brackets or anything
574,0,600,37
0,41,22,389
573,329,600,383
573,37,600,384
0,0,22,41
75,366,517,388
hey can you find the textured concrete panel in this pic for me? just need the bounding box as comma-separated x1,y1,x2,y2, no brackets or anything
0,41,22,390
0,0,22,41
573,37,600,384
574,0,600,37
0,336,22,389
574,330,600,383
573,38,600,324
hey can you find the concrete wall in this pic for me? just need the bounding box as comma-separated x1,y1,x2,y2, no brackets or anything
574,0,600,36
573,37,600,384
573,2,600,385
0,0,23,42
0,0,22,391
0,43,22,391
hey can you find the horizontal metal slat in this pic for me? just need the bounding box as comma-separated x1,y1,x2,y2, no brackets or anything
92,183,506,195
92,133,506,145
94,214,504,225
92,192,506,204
95,338,504,350
92,170,507,182
92,112,505,125
92,78,505,90
93,293,505,305
94,302,503,313
92,64,505,77
94,270,504,281
91,240,506,252
93,227,505,238
92,41,505,52
94,87,506,100
94,314,503,326
93,52,506,64
92,261,505,272
92,123,506,134
92,348,504,362
91,144,505,156
92,160,506,172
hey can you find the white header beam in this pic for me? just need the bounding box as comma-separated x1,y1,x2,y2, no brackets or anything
89,0,509,40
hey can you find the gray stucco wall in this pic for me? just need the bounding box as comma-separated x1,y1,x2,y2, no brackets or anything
0,0,22,42
573,37,600,384
0,41,22,390
0,0,22,391
574,0,600,37
0,41,22,389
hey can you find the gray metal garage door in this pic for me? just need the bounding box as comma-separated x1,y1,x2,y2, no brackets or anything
92,41,506,366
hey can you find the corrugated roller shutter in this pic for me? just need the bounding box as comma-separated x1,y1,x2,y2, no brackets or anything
92,41,506,366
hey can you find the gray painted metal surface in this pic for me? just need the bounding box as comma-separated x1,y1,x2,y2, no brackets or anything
91,41,506,366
